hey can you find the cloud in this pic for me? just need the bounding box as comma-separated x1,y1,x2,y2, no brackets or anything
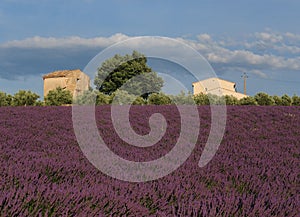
247,70,268,79
243,31,300,55
0,33,129,49
0,47,101,80
0,31,300,81
176,31,300,77
197,34,211,41
285,32,300,42
255,32,283,43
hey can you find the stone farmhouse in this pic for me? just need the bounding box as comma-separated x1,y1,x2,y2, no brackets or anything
43,69,90,99
192,77,247,100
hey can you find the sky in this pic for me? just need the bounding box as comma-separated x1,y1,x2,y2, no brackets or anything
0,0,300,98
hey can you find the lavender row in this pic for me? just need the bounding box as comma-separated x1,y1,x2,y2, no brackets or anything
0,106,299,216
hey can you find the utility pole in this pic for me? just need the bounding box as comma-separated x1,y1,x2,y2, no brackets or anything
241,73,248,95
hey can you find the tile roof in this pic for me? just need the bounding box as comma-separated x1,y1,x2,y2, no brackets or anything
42,69,82,79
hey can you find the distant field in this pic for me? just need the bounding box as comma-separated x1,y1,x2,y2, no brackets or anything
0,106,299,216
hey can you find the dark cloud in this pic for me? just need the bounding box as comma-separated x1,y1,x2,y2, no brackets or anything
0,47,102,80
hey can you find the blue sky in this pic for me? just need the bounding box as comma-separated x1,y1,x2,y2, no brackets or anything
0,0,300,97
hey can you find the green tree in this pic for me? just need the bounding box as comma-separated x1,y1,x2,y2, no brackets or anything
147,92,172,105
75,90,97,105
12,90,40,106
94,50,163,99
132,96,146,105
207,93,224,105
193,93,210,105
6,94,13,105
44,87,73,106
193,93,224,105
239,96,258,105
254,92,275,105
106,90,146,105
34,100,44,106
292,94,300,106
273,95,282,105
169,91,195,105
281,94,292,106
96,92,111,105
0,91,12,106
222,95,239,105
111,90,137,105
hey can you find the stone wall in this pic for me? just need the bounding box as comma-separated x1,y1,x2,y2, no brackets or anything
192,77,247,100
43,69,90,99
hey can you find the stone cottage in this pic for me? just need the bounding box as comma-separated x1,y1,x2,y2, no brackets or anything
192,77,247,100
43,69,90,99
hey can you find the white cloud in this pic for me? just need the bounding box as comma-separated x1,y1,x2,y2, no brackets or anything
1,31,300,79
285,32,300,42
249,70,268,78
177,32,300,73
243,31,300,55
197,34,211,41
255,32,283,43
0,33,130,48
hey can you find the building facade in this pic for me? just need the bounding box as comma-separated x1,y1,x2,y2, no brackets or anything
43,69,90,99
192,77,247,100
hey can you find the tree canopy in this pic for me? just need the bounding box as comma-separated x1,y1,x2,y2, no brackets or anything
94,50,164,99
254,92,275,106
12,90,40,106
0,91,12,106
44,87,73,106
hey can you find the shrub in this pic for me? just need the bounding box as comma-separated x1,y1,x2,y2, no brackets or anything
0,91,12,106
147,93,172,105
96,92,110,105
223,95,239,105
12,90,40,106
110,90,140,105
239,96,258,105
75,90,97,105
254,92,275,105
272,95,282,105
169,91,195,105
281,94,292,106
292,95,300,106
207,94,225,105
44,87,73,106
193,93,210,105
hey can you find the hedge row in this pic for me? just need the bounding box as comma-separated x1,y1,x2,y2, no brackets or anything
1,89,300,106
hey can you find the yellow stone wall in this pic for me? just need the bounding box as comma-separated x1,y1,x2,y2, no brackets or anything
43,70,90,99
192,77,247,100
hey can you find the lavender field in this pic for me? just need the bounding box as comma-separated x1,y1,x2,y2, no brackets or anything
0,105,299,216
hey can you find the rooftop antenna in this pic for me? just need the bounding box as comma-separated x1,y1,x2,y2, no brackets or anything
241,72,248,95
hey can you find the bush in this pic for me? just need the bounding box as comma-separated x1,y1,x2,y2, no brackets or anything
273,95,282,105
147,93,172,105
132,96,147,105
281,94,292,106
193,93,210,105
110,90,139,105
292,95,300,106
12,90,40,106
0,91,12,106
193,93,227,105
239,96,258,105
207,94,225,105
44,87,73,106
223,95,239,105
75,90,97,105
169,91,195,105
96,92,110,105
34,100,44,106
254,92,275,105
273,94,292,106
